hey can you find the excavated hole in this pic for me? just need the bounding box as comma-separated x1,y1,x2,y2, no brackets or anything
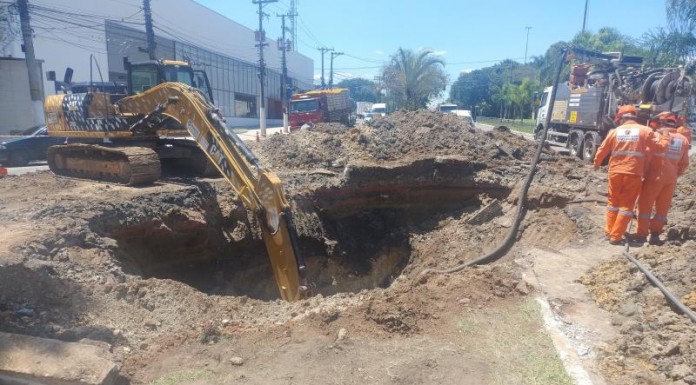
100,161,513,300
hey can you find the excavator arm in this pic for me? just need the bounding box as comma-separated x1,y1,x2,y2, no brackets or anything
117,82,306,301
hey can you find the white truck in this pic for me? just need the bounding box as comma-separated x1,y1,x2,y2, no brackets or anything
364,102,387,122
438,103,473,121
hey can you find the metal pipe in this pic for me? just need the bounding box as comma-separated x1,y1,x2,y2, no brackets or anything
622,251,696,324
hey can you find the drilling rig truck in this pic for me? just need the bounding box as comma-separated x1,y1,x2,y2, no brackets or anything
535,49,693,161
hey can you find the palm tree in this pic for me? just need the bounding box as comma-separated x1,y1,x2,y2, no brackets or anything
641,0,696,64
381,48,448,110
667,0,696,32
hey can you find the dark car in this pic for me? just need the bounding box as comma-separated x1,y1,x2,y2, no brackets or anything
0,126,65,167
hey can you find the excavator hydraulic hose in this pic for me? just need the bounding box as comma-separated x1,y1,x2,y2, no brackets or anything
420,47,568,276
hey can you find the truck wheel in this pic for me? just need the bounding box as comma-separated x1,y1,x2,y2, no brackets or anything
568,132,583,159
582,132,600,163
9,150,29,167
534,125,544,141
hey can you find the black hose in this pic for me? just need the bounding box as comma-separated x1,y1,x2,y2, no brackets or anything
420,48,569,276
622,251,696,323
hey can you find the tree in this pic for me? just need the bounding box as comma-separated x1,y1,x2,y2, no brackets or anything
641,1,696,65
336,78,378,102
450,59,538,118
0,5,7,44
381,48,448,110
667,0,696,32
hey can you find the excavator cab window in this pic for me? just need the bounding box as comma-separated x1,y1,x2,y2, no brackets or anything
161,65,194,86
130,64,160,94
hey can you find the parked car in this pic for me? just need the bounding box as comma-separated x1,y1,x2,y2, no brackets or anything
0,126,65,167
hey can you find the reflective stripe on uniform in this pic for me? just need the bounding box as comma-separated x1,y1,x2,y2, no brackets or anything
653,214,668,222
637,212,651,219
654,153,683,160
611,150,645,157
607,206,619,212
618,209,634,216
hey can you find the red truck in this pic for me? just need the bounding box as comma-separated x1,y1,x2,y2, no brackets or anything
289,88,356,130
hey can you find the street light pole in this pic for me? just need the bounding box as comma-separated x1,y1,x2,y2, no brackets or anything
582,0,589,33
524,26,532,65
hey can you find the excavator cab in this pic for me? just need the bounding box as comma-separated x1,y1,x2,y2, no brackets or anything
124,58,215,104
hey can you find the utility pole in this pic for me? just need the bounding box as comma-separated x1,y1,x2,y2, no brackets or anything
278,13,290,133
253,0,277,137
143,0,156,60
329,51,343,89
17,0,42,102
288,0,298,52
524,26,532,64
318,47,332,89
582,0,589,33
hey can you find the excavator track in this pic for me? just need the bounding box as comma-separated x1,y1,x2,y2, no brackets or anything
47,144,161,186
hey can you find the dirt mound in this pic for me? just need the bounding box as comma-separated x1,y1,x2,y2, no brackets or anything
251,110,538,171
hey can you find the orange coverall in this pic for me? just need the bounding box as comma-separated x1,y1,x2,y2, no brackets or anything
636,131,690,237
593,121,669,242
676,125,692,146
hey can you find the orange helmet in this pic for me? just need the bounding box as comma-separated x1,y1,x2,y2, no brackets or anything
657,111,677,128
615,105,637,123
677,115,687,126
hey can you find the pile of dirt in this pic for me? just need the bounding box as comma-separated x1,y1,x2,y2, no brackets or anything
250,110,538,170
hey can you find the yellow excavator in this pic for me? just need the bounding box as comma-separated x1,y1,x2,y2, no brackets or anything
43,60,307,301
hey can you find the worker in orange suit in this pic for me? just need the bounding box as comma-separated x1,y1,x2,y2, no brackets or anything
593,105,669,245
676,115,692,147
633,112,690,245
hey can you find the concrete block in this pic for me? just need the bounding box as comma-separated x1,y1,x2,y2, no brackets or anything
0,332,118,385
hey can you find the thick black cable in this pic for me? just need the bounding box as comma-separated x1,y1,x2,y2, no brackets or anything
622,251,696,323
420,47,568,275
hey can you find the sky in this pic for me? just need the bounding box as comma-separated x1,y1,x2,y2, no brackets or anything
195,0,667,84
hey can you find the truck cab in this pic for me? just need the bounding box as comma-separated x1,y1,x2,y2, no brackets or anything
535,86,552,140
370,103,387,116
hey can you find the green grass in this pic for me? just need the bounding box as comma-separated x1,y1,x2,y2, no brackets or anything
477,116,536,134
456,299,574,385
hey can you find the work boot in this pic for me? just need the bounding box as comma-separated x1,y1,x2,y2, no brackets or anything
608,238,625,246
648,233,664,246
627,234,646,247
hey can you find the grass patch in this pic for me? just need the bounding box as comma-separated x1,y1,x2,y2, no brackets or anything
148,369,213,385
456,299,574,385
477,117,536,134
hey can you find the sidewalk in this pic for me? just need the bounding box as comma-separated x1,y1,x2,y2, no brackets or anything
235,126,288,141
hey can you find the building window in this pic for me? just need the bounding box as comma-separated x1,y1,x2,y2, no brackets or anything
235,93,257,118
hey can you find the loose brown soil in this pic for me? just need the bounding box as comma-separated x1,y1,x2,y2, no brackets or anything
0,110,694,384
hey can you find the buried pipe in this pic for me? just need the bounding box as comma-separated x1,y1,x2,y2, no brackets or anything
622,251,696,324
420,47,569,276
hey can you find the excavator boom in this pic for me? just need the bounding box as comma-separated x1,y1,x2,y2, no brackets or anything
116,83,306,300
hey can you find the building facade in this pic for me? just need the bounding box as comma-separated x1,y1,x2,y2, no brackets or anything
2,0,313,127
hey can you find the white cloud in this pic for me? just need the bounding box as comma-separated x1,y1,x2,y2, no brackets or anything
432,50,447,56
460,68,473,74
375,50,383,56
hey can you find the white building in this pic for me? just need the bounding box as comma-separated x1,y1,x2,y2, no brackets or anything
1,0,313,128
